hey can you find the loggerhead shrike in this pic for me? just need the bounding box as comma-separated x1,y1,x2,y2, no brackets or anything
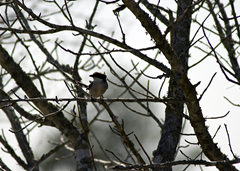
78,72,108,98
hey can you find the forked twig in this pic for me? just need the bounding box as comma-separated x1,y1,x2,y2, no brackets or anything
9,101,71,133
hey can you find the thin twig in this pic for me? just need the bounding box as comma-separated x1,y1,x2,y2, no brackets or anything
134,134,152,164
64,80,76,98
198,72,217,101
0,97,187,103
224,124,237,159
205,111,230,120
212,125,221,139
9,101,71,133
224,97,240,107
105,149,132,165
140,70,172,79
112,158,240,170
202,23,240,85
101,101,146,164
180,150,192,160
114,12,125,43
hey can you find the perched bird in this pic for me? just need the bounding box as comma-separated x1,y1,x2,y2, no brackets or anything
78,72,108,98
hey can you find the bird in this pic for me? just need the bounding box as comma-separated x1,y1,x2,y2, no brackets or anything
78,72,108,98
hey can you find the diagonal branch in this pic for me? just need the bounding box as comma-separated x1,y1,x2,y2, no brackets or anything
101,101,146,165
121,0,237,170
0,44,82,149
2,0,173,75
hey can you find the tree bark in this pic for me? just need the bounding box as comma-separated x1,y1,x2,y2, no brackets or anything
152,1,192,170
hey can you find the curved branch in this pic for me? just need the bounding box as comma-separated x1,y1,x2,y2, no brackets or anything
2,0,173,76
0,44,82,150
121,0,237,170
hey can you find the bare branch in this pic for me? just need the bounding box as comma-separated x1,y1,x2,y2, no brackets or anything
9,101,71,133
205,111,230,120
0,158,11,171
224,124,237,159
0,134,28,170
224,97,240,107
134,134,152,164
198,72,217,101
112,158,240,170
101,101,146,164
